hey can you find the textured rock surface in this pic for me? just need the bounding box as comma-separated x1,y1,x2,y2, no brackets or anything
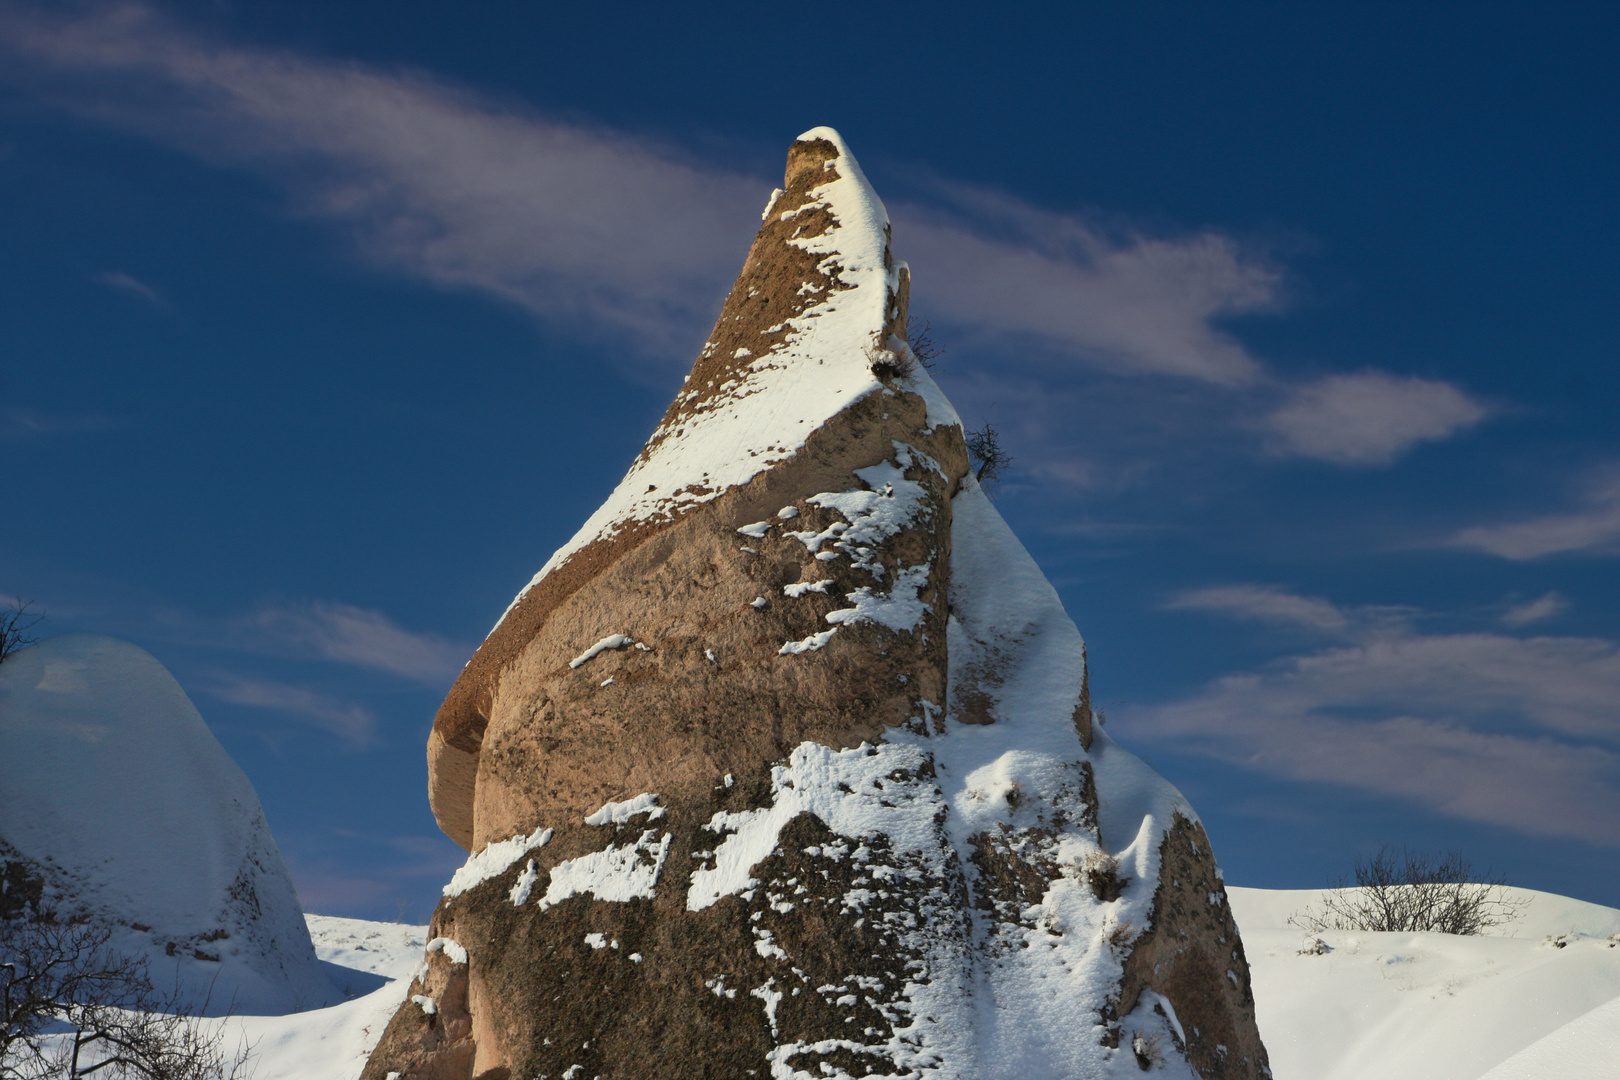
368,129,1269,1079
0,633,335,1015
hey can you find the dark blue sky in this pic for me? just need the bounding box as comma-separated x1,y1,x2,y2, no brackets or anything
3,1,1616,918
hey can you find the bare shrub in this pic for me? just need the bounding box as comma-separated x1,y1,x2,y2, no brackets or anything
0,600,43,664
906,317,944,370
1,904,252,1079
1289,846,1526,936
966,423,1013,488
1105,918,1137,952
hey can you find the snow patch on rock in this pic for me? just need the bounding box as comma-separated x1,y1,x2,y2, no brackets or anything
443,825,554,898
569,634,633,669
534,830,672,911
584,793,666,825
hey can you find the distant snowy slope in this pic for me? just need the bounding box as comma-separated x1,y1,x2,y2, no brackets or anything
0,633,335,1014
1229,885,1620,1080
223,917,426,1080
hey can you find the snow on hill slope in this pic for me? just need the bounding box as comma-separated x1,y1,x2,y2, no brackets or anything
223,916,426,1080
224,886,1620,1080
0,633,336,1014
1228,885,1620,1080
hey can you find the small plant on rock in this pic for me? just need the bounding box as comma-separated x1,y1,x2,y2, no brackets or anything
1084,852,1128,903
1131,1030,1166,1070
966,423,1013,489
866,345,917,383
906,316,944,370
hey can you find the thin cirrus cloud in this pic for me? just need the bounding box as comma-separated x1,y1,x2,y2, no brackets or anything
1501,592,1569,627
2,3,1360,399
1164,584,1351,632
1129,586,1620,845
234,600,469,685
0,407,114,440
1264,370,1490,465
200,672,377,747
893,187,1279,386
95,269,165,306
1451,470,1620,559
0,4,1493,466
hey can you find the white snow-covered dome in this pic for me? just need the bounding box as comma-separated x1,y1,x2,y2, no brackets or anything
0,633,335,1014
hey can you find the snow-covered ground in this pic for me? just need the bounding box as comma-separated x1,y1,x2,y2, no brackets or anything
1229,886,1620,1080
222,885,1619,1079
222,916,425,1080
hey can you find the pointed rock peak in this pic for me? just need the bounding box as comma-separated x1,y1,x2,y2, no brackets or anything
425,131,935,818
531,126,906,598
620,125,901,531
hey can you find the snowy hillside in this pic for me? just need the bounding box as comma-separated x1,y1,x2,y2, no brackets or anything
219,886,1620,1080
0,633,337,1014
1229,886,1620,1080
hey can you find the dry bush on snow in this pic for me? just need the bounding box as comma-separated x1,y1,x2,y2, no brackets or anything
1289,846,1525,936
1,902,251,1080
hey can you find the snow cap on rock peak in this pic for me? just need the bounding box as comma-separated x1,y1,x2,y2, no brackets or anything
501,125,900,617
791,125,890,240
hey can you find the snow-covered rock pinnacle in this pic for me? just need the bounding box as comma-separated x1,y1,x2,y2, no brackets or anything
374,129,1269,1080
0,633,335,1014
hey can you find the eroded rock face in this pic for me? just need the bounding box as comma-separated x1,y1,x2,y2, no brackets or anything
367,129,1269,1080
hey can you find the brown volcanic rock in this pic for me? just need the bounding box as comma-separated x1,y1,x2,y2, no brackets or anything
426,131,921,852
367,129,1269,1080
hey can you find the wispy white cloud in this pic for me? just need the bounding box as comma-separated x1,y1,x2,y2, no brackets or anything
1452,471,1620,559
1,3,1295,390
1502,592,1569,627
1265,370,1490,465
235,600,467,684
1,2,761,357
895,189,1280,385
95,269,164,305
1122,621,1620,845
201,672,376,746
1163,584,1420,640
1165,584,1350,631
0,2,1495,479
0,407,113,439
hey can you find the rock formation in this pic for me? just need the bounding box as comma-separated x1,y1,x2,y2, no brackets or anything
366,128,1270,1079
0,633,335,1014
